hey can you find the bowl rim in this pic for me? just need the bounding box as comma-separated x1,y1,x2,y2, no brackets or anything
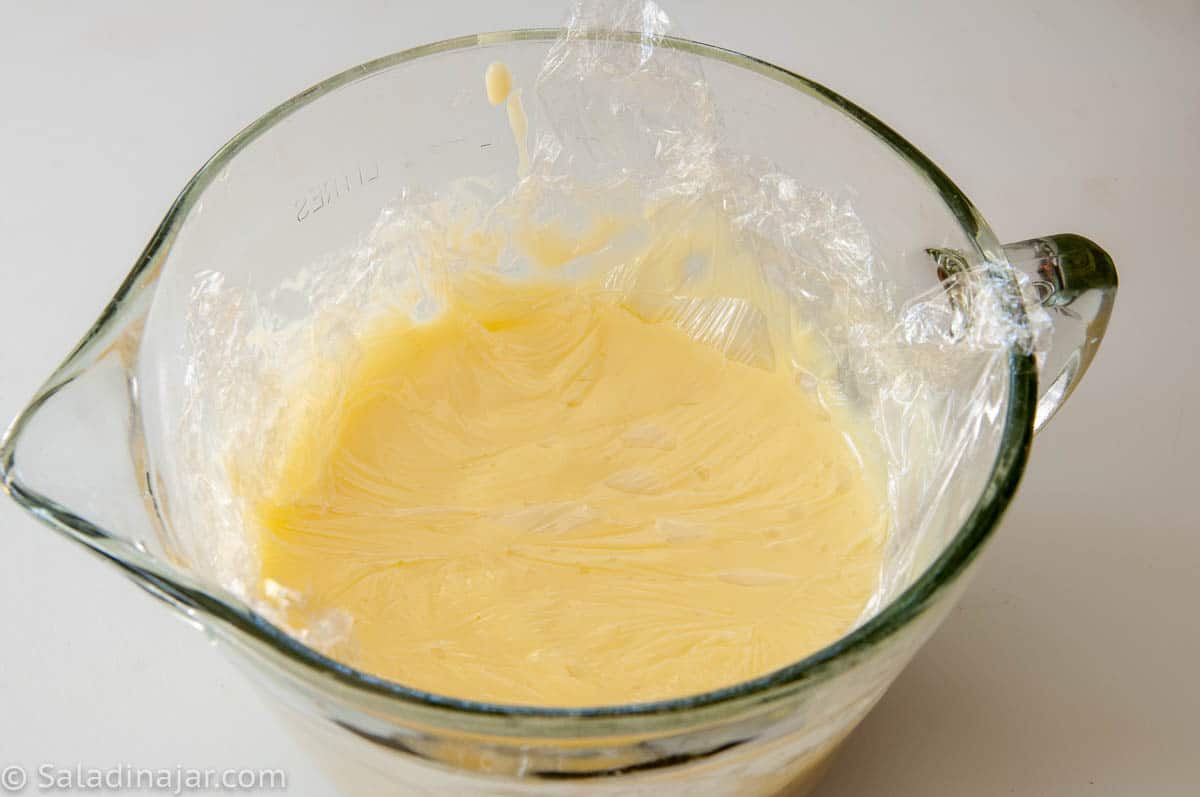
0,28,1036,735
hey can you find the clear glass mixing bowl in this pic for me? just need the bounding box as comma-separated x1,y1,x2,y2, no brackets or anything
1,30,1116,797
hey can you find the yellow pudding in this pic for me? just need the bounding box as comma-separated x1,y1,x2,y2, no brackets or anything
484,61,529,175
484,62,513,106
248,61,887,708
254,274,887,707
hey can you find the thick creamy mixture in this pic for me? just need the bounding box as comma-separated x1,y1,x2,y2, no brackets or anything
255,274,886,706
249,62,887,707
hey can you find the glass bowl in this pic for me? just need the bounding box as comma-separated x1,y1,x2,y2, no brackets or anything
0,29,1116,797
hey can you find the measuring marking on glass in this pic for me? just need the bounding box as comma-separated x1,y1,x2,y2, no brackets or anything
294,161,381,222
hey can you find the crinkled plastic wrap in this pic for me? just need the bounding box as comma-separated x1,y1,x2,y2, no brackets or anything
171,0,1049,663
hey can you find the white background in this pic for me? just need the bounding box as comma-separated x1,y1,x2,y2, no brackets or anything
1,1,1197,795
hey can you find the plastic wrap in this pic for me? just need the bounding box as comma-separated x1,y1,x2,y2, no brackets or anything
171,0,1050,687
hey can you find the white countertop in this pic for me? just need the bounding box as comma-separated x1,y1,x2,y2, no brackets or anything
1,2,1196,795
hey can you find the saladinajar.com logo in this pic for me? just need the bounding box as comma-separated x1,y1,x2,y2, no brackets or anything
1,763,287,794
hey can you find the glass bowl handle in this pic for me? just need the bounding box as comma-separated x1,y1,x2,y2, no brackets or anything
1002,234,1118,433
